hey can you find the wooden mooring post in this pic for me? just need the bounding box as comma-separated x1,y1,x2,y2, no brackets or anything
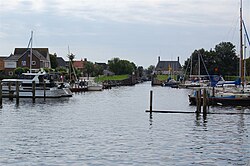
203,89,208,115
150,90,153,113
16,81,19,105
196,89,201,113
0,80,2,108
8,82,13,100
32,81,35,103
43,81,46,99
145,89,250,115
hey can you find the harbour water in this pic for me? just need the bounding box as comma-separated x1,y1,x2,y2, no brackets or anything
0,82,249,165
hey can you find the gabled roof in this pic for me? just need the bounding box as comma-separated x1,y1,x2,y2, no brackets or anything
5,54,22,61
5,49,48,61
73,60,86,69
56,57,66,67
0,56,9,60
14,48,49,59
32,50,48,61
156,61,182,71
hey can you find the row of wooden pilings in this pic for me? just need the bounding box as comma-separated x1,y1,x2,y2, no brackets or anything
148,89,209,115
0,80,46,108
147,90,250,115
195,88,209,114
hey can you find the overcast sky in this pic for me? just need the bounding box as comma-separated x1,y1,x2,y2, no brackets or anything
0,0,250,68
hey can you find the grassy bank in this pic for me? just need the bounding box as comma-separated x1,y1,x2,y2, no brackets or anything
156,75,176,81
95,75,129,82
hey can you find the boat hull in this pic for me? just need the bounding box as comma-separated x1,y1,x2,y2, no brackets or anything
2,87,73,98
189,96,250,106
87,86,103,91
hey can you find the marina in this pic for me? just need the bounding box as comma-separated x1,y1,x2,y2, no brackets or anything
0,82,249,165
1,0,250,165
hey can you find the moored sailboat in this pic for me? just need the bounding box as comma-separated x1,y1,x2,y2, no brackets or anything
189,0,250,106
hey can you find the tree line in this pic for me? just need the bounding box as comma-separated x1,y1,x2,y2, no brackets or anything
11,55,156,81
182,41,250,77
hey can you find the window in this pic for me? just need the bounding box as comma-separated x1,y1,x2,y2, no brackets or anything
8,71,13,76
45,62,49,68
22,61,26,66
32,61,36,65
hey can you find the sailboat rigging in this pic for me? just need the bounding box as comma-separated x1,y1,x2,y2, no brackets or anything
67,46,78,84
1,31,73,98
26,31,33,73
189,0,250,106
239,0,244,86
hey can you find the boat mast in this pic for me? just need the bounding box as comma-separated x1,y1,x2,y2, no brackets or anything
190,55,193,79
68,45,72,82
240,0,244,86
30,31,33,73
198,52,201,83
244,34,247,81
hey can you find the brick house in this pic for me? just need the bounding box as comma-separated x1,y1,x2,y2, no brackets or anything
4,48,51,75
0,56,8,71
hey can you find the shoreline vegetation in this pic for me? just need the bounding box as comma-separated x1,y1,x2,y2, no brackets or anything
95,75,129,82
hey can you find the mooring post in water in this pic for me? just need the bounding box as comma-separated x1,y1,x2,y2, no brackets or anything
16,81,19,105
43,80,46,99
32,81,35,102
196,89,201,113
212,87,215,97
8,82,13,100
203,89,207,114
0,80,2,108
150,90,153,113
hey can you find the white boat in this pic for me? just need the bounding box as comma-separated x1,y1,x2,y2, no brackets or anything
86,80,103,91
189,0,250,106
2,71,73,98
78,77,103,91
0,31,72,98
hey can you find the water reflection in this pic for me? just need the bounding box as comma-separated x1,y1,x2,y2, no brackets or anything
149,113,153,126
0,82,250,165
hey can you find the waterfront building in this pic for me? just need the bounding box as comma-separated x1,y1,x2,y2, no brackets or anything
154,56,182,75
4,48,51,76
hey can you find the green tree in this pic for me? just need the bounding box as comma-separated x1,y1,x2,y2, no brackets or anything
183,42,239,76
23,67,30,73
137,66,144,77
94,64,104,76
147,65,155,75
108,57,136,75
50,53,58,69
108,57,120,74
57,67,67,75
84,61,95,78
214,42,238,76
14,67,24,76
246,58,250,77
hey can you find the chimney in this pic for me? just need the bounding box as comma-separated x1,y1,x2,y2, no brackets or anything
177,56,179,62
158,56,160,62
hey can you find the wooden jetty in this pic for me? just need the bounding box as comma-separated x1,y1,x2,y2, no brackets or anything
0,80,73,108
146,90,250,115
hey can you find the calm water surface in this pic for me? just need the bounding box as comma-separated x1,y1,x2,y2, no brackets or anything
0,82,249,166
